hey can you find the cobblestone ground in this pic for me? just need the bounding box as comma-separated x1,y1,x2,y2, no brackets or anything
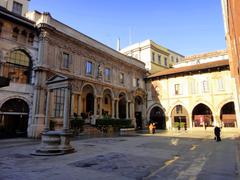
0,129,240,180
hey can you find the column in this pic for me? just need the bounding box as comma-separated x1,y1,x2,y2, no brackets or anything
44,90,51,131
78,95,81,116
189,116,193,129
99,97,103,118
94,96,97,117
126,101,129,119
111,100,115,118
71,94,74,116
63,88,70,130
116,99,119,119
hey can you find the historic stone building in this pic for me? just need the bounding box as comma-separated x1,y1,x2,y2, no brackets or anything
0,0,38,138
146,50,239,130
24,11,146,137
120,39,184,74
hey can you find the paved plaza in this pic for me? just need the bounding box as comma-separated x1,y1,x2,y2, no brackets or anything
1,129,240,180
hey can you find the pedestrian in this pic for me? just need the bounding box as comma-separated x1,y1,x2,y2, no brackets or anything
177,124,181,131
152,123,156,134
149,123,153,134
184,123,187,131
214,126,221,142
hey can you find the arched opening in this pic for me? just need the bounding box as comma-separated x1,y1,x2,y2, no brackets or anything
171,105,189,129
102,89,112,117
0,98,29,138
220,102,236,127
149,106,165,129
81,85,95,121
119,93,126,119
192,103,213,127
135,96,143,129
2,50,31,84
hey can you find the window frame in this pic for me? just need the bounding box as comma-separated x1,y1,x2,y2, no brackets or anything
53,88,65,118
85,60,94,76
174,84,181,95
120,72,124,84
12,1,23,15
104,67,111,82
152,52,155,62
62,52,70,69
164,57,168,66
158,54,161,64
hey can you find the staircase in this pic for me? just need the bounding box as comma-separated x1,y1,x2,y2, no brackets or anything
82,124,105,137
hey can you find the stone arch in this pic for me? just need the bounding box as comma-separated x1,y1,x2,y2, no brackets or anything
102,88,114,117
81,83,96,95
190,100,215,115
118,92,127,119
81,83,96,118
192,103,214,127
102,88,114,99
134,95,144,129
169,104,189,129
217,98,235,116
0,97,30,138
148,104,166,129
220,101,236,127
7,47,33,59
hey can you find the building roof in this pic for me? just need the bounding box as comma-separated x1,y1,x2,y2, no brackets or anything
184,50,227,61
0,6,35,29
148,59,229,79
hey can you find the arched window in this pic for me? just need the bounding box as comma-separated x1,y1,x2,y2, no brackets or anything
2,50,31,84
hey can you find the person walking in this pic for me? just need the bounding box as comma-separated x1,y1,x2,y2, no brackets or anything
214,126,221,142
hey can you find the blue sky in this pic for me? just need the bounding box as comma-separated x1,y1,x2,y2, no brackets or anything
29,0,226,56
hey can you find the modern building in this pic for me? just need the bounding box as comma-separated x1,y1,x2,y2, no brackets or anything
120,39,184,74
0,0,147,138
222,0,240,130
0,0,38,138
146,50,239,130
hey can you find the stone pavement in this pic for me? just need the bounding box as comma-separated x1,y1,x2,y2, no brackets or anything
0,129,240,180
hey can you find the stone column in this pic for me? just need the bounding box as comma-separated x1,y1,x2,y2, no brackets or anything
111,100,115,118
189,116,193,129
63,88,70,131
78,95,81,116
99,97,103,118
44,90,51,131
94,96,97,117
71,94,74,116
116,99,119,119
126,101,129,119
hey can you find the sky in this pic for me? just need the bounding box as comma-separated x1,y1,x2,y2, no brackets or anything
29,0,226,56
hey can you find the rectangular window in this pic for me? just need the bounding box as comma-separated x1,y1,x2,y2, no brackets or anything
202,80,209,92
152,52,155,62
176,58,179,63
176,105,183,114
174,84,181,95
120,73,124,84
86,61,93,75
217,78,224,91
164,57,168,66
136,78,140,87
12,1,23,15
63,53,70,69
171,56,174,62
54,88,65,118
158,55,161,64
191,79,196,94
104,67,111,81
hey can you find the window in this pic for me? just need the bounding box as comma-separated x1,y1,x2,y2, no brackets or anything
164,57,168,66
12,27,19,40
176,58,179,63
120,73,124,84
12,1,23,15
152,52,155,62
191,79,197,94
217,78,224,91
104,67,111,81
136,78,140,87
2,50,31,84
86,61,93,75
28,33,34,45
63,53,70,69
105,97,108,104
202,80,209,92
174,84,181,95
158,55,161,64
176,105,183,114
171,56,174,62
53,88,65,118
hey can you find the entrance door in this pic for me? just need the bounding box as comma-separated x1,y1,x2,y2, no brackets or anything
135,112,142,129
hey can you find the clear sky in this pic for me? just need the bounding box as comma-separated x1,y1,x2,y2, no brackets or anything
29,0,226,56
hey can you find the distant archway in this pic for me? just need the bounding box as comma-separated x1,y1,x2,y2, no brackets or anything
149,106,165,129
135,96,143,129
119,92,127,119
220,102,236,127
0,98,29,138
171,105,189,129
192,103,213,127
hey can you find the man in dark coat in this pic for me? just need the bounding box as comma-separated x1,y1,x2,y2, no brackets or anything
214,126,221,142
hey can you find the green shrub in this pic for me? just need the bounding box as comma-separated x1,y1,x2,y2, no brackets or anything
96,118,132,130
70,117,84,133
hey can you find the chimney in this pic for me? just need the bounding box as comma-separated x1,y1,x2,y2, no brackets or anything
117,38,120,51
